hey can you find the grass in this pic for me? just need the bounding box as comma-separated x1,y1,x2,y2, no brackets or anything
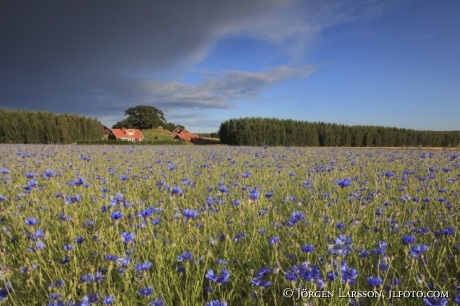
140,129,177,142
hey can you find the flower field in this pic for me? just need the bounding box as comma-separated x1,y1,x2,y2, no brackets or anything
0,144,459,305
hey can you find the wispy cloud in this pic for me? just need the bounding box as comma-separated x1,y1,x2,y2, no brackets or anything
89,65,315,112
223,0,405,60
199,66,315,100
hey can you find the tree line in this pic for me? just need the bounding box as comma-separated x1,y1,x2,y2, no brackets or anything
219,117,460,147
0,109,104,144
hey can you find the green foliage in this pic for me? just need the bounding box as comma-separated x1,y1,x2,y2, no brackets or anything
0,109,104,144
113,105,174,130
219,117,460,147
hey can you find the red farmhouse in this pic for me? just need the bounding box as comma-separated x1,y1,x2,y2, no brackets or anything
174,133,200,143
108,128,144,141
172,127,190,134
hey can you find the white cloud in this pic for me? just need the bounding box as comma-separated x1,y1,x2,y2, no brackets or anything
90,65,315,112
219,0,405,60
200,66,315,100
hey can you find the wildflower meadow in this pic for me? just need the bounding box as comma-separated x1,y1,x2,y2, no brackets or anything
0,144,459,306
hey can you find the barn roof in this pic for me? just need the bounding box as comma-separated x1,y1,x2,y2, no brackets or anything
110,128,144,139
174,133,199,139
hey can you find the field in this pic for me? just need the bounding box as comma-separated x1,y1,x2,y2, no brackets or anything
139,130,178,143
0,144,459,305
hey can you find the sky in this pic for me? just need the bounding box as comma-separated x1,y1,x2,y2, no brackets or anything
1,0,459,133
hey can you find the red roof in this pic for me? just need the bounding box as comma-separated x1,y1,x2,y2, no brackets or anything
110,128,144,140
174,133,199,140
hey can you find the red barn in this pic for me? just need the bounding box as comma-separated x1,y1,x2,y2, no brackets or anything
108,128,144,141
172,127,190,134
102,125,110,134
174,133,200,143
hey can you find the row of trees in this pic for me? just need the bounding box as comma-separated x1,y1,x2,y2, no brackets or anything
0,109,104,144
219,117,460,147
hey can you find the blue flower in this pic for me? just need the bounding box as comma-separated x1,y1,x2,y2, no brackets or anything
233,232,246,243
401,234,415,244
64,194,81,204
251,266,272,287
121,232,136,244
101,295,115,305
60,256,70,264
32,241,45,251
69,177,85,187
134,261,152,272
251,278,272,287
249,192,259,201
183,209,198,222
205,268,230,284
0,168,10,174
138,286,154,296
150,298,166,306
335,222,345,229
232,200,241,206
44,169,55,178
110,211,123,220
25,172,35,179
204,300,228,306
384,172,394,178
1,283,13,301
50,293,62,300
289,211,305,224
49,280,65,288
327,234,352,256
80,272,104,283
366,276,383,287
372,241,387,255
170,187,182,196
269,236,280,245
340,261,358,285
81,292,99,305
25,218,37,226
410,244,428,258
151,218,162,225
177,251,193,261
357,249,370,258
335,178,351,188
63,244,73,251
423,297,448,306
301,245,315,253
138,208,153,219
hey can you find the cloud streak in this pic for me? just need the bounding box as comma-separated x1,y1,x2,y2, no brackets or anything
87,65,315,113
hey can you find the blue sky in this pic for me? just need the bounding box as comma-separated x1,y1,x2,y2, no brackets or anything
1,0,459,133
